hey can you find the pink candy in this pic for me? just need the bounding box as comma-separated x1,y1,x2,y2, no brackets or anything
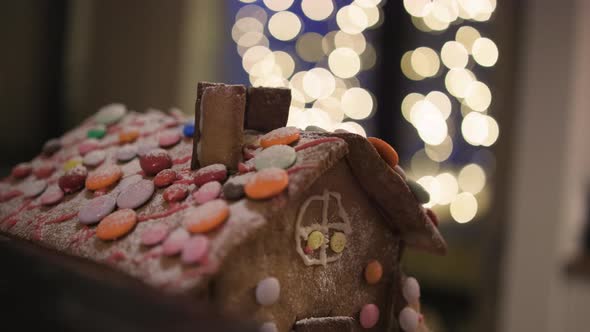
180,235,209,264
12,162,32,179
116,179,155,209
399,307,419,332
40,186,64,206
140,223,169,246
193,164,227,186
162,228,190,256
158,130,181,148
360,304,379,329
78,139,100,156
192,181,222,204
163,184,189,203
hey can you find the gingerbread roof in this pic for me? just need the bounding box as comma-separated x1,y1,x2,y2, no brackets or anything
0,105,444,292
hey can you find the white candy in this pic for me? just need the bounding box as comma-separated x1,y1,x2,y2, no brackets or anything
83,149,106,167
21,180,47,198
402,276,421,305
399,307,419,332
259,322,278,332
255,277,280,306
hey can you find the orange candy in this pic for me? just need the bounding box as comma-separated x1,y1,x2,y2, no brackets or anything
367,137,399,168
260,127,300,148
119,129,140,144
364,260,383,285
245,168,289,200
85,165,122,190
96,208,137,240
184,199,229,234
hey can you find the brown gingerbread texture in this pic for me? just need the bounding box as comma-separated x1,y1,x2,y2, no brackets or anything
0,86,446,332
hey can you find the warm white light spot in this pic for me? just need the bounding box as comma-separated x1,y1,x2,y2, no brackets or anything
462,112,489,146
301,0,334,21
360,43,377,70
472,37,499,67
458,164,486,194
273,51,295,78
411,149,440,178
455,26,481,53
242,46,274,74
482,116,499,146
237,31,265,48
450,192,478,223
240,0,257,3
321,31,338,55
411,16,432,32
341,87,374,120
313,97,344,123
436,173,459,205
441,41,468,69
336,4,369,34
445,68,475,98
237,35,269,57
296,32,325,63
423,4,450,31
268,11,301,41
401,51,424,81
458,0,494,20
355,0,382,8
336,121,367,137
417,176,441,208
410,100,448,145
425,136,453,162
252,74,288,88
329,48,361,78
401,93,424,121
303,68,336,100
263,0,294,12
411,47,440,78
236,4,268,23
465,81,492,112
425,91,452,119
334,31,366,55
361,5,381,28
289,71,315,103
232,17,264,43
403,0,431,17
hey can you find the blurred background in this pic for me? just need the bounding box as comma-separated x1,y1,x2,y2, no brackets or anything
1,0,590,331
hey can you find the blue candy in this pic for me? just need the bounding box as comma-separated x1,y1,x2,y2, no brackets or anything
183,123,195,138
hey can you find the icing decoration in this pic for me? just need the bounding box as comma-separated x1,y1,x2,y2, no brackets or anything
158,129,181,148
139,148,172,176
182,123,195,138
330,232,347,253
40,185,64,206
118,174,143,192
119,128,140,144
116,144,138,162
78,139,100,156
137,203,189,222
87,125,106,139
222,173,253,200
259,126,300,148
95,103,126,125
12,162,32,179
162,228,190,256
245,86,291,132
304,125,327,132
306,231,324,250
244,167,289,200
407,180,429,204
183,199,229,233
83,149,107,167
96,208,137,240
58,165,88,193
399,307,419,332
116,179,155,209
163,183,189,203
42,138,62,156
255,277,280,306
20,180,47,198
253,144,297,170
78,195,117,225
154,169,177,188
33,163,55,179
295,190,352,266
259,322,278,332
394,165,407,180
193,164,228,186
402,277,421,305
140,223,169,246
367,137,399,168
364,260,383,285
86,164,122,190
63,157,83,171
180,235,209,264
192,181,222,204
360,304,379,329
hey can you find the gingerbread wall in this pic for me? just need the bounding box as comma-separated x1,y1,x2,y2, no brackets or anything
214,160,403,331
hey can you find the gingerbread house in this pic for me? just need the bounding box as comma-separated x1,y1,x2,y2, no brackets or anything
0,82,446,332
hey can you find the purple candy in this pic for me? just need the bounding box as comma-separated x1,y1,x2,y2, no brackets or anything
78,195,117,225
158,130,181,148
21,180,47,198
192,181,222,204
40,186,64,206
117,144,138,162
116,179,154,209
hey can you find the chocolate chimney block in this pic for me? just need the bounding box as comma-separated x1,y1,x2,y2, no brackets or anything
191,82,225,169
245,87,291,132
197,85,246,169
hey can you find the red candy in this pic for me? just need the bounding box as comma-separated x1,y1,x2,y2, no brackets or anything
154,169,177,188
193,164,227,186
163,184,189,203
33,163,56,179
58,165,88,194
139,149,172,176
12,163,32,179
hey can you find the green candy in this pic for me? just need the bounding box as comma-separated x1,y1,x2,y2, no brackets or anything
254,145,297,170
87,125,106,139
407,180,430,204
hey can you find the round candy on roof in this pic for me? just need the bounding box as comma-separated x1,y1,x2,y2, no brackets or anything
182,123,195,138
402,276,421,305
116,179,154,209
83,149,107,167
58,165,88,193
307,231,324,250
139,148,172,176
330,232,347,253
86,164,122,191
180,235,209,265
368,137,399,168
118,174,143,192
119,128,140,144
154,169,177,188
193,164,227,186
192,181,222,204
254,144,297,170
140,223,169,246
158,129,181,148
63,157,83,171
222,173,253,200
40,185,64,206
399,307,419,332
162,228,190,256
21,180,47,198
96,208,137,240
244,168,289,200
78,194,117,225
163,183,189,203
183,199,229,233
116,144,138,162
33,163,55,179
360,304,380,329
364,260,383,285
255,277,280,306
42,138,62,156
87,125,106,139
78,139,101,156
260,126,300,148
12,162,32,179
95,103,126,125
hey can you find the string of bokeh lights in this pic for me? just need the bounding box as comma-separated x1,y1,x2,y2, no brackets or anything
401,0,498,224
234,0,384,137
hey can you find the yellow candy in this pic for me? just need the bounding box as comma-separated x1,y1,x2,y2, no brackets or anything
63,158,83,171
330,232,347,253
307,231,324,250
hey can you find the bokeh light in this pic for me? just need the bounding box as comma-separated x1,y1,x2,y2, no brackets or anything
401,51,425,81
303,68,336,100
296,32,325,62
411,47,440,78
425,91,452,119
329,48,361,78
445,68,475,98
472,37,499,67
417,175,442,208
425,136,453,162
450,192,478,223
336,4,369,34
436,172,459,205
455,26,481,53
458,163,487,194
342,87,374,120
441,41,468,69
464,81,492,112
301,0,334,21
268,11,302,41
402,93,424,121
263,0,294,12
462,112,489,146
334,31,367,54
